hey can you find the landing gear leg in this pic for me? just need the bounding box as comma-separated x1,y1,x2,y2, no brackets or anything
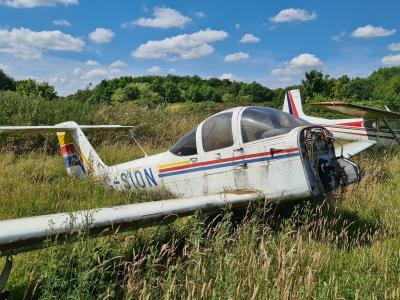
0,254,13,300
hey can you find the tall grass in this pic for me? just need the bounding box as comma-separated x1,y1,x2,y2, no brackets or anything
0,91,222,152
0,146,399,299
1,92,399,299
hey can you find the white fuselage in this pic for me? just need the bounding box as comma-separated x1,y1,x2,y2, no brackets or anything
102,127,309,200
92,107,355,202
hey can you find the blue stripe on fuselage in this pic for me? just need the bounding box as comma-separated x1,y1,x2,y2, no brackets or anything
159,152,300,178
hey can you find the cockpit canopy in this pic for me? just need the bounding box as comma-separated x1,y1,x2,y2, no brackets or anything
241,106,308,142
170,106,309,156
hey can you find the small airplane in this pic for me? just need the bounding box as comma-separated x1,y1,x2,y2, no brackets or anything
0,106,366,293
283,89,400,147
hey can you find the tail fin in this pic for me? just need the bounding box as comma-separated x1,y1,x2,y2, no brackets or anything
0,123,132,178
282,89,306,118
56,122,106,178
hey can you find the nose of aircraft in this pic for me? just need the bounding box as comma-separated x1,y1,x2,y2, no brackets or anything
298,126,361,196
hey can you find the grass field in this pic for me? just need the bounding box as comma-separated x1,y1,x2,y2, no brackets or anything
0,94,399,299
1,141,400,299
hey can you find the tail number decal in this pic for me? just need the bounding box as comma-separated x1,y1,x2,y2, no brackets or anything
120,168,158,190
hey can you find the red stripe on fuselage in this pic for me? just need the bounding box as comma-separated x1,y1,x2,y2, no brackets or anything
337,121,363,127
160,147,299,173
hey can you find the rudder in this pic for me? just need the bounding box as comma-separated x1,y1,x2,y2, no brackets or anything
283,89,305,118
57,121,107,178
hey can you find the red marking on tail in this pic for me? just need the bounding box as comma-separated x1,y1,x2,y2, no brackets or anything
60,144,79,156
288,91,299,117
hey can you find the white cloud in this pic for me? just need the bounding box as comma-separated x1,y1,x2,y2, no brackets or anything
134,7,191,29
72,67,82,76
290,53,322,68
110,68,120,73
0,0,77,8
80,68,108,80
269,8,317,23
195,11,206,18
224,52,250,62
331,31,346,42
48,74,68,84
271,53,322,77
239,33,260,43
85,59,98,66
351,25,396,39
388,43,400,52
0,27,84,59
219,73,236,81
147,65,161,73
381,54,400,65
132,28,228,61
89,28,115,44
235,23,241,30
110,59,126,67
168,68,176,74
0,63,8,70
53,19,71,27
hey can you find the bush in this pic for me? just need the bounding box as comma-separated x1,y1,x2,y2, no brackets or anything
16,79,57,100
0,69,16,91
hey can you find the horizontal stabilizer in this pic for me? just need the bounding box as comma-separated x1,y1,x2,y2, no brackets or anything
313,102,400,119
0,125,133,134
336,141,376,158
0,192,261,255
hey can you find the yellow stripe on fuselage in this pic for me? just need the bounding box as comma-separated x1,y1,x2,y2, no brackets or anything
159,160,190,170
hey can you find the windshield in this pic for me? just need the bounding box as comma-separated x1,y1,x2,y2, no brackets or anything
170,127,198,156
202,112,233,152
241,106,309,143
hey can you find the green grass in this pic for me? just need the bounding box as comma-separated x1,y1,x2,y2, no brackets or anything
0,144,399,299
0,95,399,299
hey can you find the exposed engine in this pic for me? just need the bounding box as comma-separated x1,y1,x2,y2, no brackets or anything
299,126,360,196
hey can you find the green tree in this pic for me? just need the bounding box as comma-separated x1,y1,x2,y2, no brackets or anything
135,83,163,108
163,81,181,103
300,70,330,101
186,85,205,102
333,75,350,99
123,83,140,100
239,82,273,102
111,87,127,102
71,88,93,102
111,84,140,102
341,78,372,101
150,77,165,98
16,79,57,100
0,69,16,91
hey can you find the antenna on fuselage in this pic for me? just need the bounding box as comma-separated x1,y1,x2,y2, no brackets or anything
128,129,148,157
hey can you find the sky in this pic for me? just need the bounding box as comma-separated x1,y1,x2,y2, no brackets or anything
1,0,400,96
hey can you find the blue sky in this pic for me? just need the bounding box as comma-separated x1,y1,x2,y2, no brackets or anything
0,0,400,95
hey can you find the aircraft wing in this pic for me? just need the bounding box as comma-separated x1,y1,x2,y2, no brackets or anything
0,125,133,134
335,141,376,158
313,102,400,119
0,192,262,255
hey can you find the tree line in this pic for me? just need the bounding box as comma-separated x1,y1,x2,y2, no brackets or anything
2,67,400,109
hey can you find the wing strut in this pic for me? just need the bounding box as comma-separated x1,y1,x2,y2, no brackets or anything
382,117,400,145
0,254,12,298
